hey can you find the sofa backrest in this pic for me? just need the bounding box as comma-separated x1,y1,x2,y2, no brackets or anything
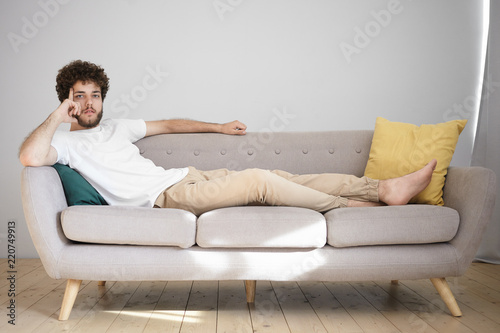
134,130,374,177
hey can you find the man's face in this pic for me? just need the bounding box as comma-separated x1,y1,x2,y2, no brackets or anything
72,80,103,129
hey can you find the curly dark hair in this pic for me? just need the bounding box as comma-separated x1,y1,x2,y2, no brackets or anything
55,60,110,102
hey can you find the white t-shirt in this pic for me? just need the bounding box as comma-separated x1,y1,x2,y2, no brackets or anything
51,119,188,207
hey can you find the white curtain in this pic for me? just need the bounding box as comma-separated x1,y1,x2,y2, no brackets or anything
473,0,500,263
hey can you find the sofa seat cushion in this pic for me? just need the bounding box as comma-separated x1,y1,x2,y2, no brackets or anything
61,206,197,248
325,205,459,248
196,206,326,248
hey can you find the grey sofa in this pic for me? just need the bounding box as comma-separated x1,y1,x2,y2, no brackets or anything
21,130,497,321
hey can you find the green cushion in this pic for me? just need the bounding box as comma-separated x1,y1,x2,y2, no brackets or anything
52,164,108,206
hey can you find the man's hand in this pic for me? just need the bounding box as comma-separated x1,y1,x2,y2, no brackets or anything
55,88,81,123
220,120,247,135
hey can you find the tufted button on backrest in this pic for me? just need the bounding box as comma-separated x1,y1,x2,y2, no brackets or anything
329,148,335,154
194,150,200,156
302,149,308,154
220,149,227,155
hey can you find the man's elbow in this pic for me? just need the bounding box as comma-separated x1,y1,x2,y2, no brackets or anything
19,153,46,167
19,154,36,167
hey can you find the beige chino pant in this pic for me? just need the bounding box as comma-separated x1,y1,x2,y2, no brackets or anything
154,166,379,216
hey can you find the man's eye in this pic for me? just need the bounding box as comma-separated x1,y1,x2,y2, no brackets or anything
93,95,101,98
75,95,83,98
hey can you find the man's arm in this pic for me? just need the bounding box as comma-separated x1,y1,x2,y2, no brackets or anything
19,89,82,167
145,119,247,137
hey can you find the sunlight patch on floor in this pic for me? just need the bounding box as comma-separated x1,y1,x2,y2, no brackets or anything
104,310,202,323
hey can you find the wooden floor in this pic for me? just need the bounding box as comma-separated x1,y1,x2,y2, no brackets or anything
1,259,500,333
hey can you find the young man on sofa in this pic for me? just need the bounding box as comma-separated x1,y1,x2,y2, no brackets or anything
19,60,436,216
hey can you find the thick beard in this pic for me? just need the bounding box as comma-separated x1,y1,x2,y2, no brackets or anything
77,108,103,129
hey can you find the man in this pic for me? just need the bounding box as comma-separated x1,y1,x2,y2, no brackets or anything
19,60,437,216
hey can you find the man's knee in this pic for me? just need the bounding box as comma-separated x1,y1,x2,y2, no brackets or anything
240,168,273,184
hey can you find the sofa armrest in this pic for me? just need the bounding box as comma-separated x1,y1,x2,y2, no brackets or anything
443,166,497,274
21,166,71,279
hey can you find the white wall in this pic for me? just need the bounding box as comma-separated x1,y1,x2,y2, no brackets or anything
0,0,488,258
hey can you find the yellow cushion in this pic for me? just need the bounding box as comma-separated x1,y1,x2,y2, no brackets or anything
364,117,467,205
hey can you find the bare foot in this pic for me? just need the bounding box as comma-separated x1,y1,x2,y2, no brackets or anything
378,159,437,206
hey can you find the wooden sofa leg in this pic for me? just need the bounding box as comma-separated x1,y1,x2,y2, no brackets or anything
59,279,82,321
97,281,106,286
391,280,399,285
430,278,462,317
245,280,256,303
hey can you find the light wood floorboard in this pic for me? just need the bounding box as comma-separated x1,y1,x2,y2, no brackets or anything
1,259,500,333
